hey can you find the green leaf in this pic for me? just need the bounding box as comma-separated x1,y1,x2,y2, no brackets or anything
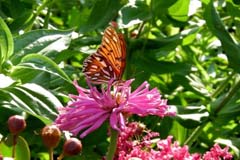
0,138,11,156
170,120,187,144
67,7,91,28
11,29,72,65
79,0,123,32
175,105,209,128
203,1,240,72
0,17,14,66
15,136,31,160
0,74,15,88
233,0,240,5
151,0,177,17
11,54,71,83
182,28,199,45
120,0,151,27
137,58,191,75
4,83,61,124
9,11,36,34
0,135,30,160
186,74,212,97
226,1,240,18
168,0,190,22
130,33,182,53
1,0,37,34
212,87,240,119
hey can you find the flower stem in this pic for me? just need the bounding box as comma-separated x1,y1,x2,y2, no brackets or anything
57,153,64,160
49,148,53,160
12,135,17,158
184,124,205,146
106,128,118,160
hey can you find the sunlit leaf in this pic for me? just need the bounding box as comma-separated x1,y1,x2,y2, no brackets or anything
151,0,177,17
168,0,190,22
11,29,72,65
3,83,61,124
203,1,240,72
0,17,14,66
11,54,71,83
175,105,209,128
120,0,151,27
0,135,30,160
0,74,15,88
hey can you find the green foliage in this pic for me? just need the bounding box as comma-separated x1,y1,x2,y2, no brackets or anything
0,18,13,68
0,0,240,159
0,135,30,160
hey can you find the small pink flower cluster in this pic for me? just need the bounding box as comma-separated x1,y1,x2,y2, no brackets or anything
115,122,233,160
203,144,233,160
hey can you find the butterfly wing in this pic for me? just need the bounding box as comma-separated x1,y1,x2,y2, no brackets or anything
82,52,118,84
82,26,126,84
99,27,126,78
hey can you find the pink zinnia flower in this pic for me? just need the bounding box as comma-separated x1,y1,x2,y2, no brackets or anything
55,79,174,138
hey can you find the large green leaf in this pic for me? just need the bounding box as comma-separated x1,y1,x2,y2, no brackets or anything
0,17,14,67
11,54,71,83
3,83,61,124
203,0,240,72
11,29,72,65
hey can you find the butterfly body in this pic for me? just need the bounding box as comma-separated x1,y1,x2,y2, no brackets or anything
83,26,126,84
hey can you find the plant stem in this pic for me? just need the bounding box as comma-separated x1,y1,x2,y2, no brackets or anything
184,124,205,146
106,128,118,160
57,153,64,160
12,134,17,158
49,148,53,160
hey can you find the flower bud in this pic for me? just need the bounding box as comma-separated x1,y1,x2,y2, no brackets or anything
41,125,61,149
8,115,26,135
63,138,82,156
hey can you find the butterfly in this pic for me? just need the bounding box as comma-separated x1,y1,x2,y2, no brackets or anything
82,26,126,84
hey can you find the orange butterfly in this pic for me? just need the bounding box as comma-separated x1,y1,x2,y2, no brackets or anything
82,26,126,84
